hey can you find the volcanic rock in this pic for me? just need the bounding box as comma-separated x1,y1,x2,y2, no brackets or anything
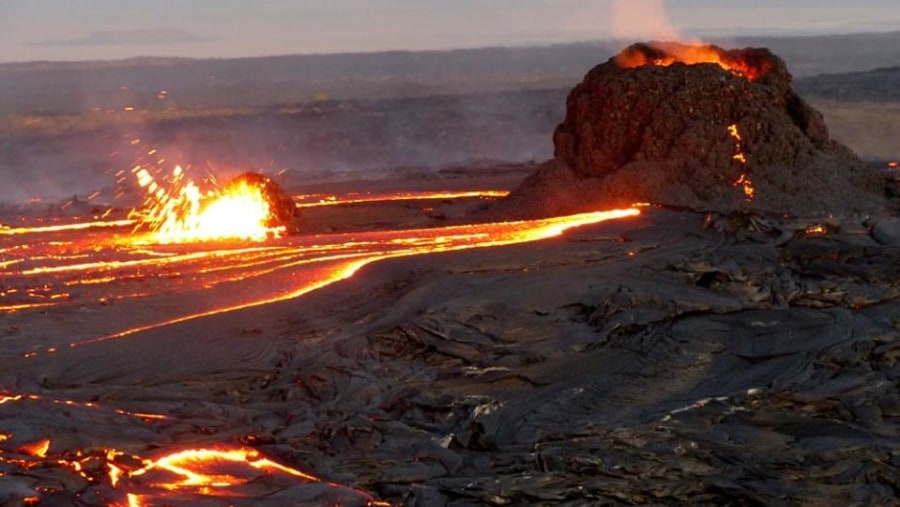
500,42,884,216
227,172,302,233
872,218,900,246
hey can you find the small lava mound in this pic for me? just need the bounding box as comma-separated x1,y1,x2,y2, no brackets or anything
498,42,885,217
227,172,302,233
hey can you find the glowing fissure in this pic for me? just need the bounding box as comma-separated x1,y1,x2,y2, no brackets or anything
728,123,755,201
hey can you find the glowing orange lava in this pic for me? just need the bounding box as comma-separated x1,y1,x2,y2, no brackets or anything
1,185,643,505
295,189,510,208
19,438,50,458
130,447,319,490
617,43,771,81
129,165,284,243
0,389,391,504
68,208,642,349
0,219,134,236
3,202,641,357
805,224,828,236
728,124,755,200
113,446,393,506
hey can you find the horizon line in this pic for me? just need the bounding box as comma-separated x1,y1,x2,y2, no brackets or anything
2,28,899,67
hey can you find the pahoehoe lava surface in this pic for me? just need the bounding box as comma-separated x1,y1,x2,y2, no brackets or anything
7,208,900,505
498,42,885,217
3,43,900,506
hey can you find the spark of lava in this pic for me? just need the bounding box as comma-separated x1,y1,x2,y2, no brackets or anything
129,165,284,243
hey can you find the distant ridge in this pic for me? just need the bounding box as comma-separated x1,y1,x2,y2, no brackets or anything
1,31,899,115
797,66,900,101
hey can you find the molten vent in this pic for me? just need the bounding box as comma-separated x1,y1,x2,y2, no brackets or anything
616,42,774,81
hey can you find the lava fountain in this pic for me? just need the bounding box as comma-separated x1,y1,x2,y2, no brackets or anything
128,166,297,243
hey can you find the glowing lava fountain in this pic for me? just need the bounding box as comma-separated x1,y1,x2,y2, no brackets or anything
129,166,287,243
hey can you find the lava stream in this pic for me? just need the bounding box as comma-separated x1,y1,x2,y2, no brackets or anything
294,189,510,208
3,204,640,356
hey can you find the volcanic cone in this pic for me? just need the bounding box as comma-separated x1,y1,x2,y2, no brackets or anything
500,42,884,216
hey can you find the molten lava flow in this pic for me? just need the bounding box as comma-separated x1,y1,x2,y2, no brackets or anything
3,202,640,357
728,124,755,201
0,219,134,236
110,446,394,505
616,43,771,80
129,165,285,243
60,208,642,349
295,190,510,208
128,447,319,490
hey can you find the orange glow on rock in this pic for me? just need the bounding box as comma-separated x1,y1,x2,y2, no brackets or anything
805,225,828,236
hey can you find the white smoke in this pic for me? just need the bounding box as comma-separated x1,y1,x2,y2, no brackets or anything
610,0,681,41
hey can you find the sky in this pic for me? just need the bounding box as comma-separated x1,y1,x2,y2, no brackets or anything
1,0,898,63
